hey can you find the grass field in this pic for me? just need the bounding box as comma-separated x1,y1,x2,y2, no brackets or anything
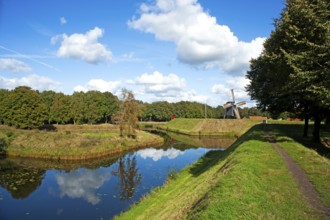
116,123,329,219
267,123,330,207
158,118,259,136
0,124,163,160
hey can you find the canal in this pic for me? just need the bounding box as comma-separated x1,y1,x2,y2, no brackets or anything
0,131,235,220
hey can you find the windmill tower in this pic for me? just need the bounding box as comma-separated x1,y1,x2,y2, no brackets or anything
223,89,246,119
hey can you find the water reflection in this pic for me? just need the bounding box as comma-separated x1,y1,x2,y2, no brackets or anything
0,131,236,220
112,155,141,200
0,160,45,199
137,148,184,161
55,169,110,205
165,131,235,149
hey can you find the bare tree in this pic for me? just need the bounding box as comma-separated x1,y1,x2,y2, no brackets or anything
113,89,139,138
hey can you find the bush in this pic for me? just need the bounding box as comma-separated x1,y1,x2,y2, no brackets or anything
0,133,9,153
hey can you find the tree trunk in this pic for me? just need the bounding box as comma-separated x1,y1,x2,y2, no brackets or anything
303,115,309,137
303,104,309,137
312,113,321,143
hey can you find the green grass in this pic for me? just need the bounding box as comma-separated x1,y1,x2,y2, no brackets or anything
116,124,327,219
81,132,118,138
166,131,235,149
160,118,258,136
268,123,330,207
166,118,204,132
0,124,163,160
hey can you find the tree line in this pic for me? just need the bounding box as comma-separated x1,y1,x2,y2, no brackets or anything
0,86,119,129
246,0,329,142
0,86,273,129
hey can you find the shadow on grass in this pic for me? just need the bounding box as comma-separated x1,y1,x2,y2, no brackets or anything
268,124,330,159
38,124,57,132
189,124,267,177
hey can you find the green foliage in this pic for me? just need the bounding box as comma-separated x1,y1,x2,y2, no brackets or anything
50,93,71,124
0,133,9,153
0,89,10,125
84,90,104,124
1,86,270,130
4,87,47,129
139,101,225,121
0,87,119,129
167,167,179,181
40,90,57,124
70,91,86,124
246,0,330,140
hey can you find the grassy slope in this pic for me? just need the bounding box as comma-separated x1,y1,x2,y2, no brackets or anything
161,118,258,136
0,124,163,160
269,124,330,207
116,124,327,219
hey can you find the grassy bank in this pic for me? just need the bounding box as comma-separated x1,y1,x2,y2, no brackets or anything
157,118,258,136
268,123,330,207
116,124,328,219
0,124,163,160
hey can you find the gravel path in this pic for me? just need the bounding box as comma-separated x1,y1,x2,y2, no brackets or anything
264,131,330,216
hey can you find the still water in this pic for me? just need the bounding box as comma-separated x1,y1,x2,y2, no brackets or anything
0,131,235,220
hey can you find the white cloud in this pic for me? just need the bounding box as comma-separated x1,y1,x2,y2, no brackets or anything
0,74,61,91
122,52,135,59
74,79,121,93
129,0,265,75
60,17,67,25
0,45,60,72
131,71,208,103
137,148,184,161
55,169,110,205
211,76,250,105
51,27,112,64
135,71,185,93
0,58,32,73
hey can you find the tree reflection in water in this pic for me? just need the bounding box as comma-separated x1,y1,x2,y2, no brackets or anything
0,162,45,199
112,154,141,200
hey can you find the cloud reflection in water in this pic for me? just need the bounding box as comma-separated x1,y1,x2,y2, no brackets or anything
55,169,110,205
137,148,184,161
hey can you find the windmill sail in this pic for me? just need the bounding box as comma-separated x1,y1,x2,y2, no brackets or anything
223,89,245,119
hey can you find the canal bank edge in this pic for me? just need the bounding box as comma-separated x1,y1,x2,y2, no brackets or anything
116,124,329,219
0,124,164,161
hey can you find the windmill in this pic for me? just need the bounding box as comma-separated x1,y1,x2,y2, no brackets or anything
223,89,246,119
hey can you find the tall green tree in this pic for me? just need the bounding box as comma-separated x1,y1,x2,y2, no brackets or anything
0,89,10,124
40,90,57,124
50,93,71,124
6,86,47,129
247,0,330,142
84,91,105,124
101,92,119,123
70,91,86,124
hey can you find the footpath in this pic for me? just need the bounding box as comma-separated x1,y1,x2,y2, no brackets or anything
264,130,330,216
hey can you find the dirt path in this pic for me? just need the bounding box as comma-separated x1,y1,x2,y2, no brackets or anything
264,131,330,216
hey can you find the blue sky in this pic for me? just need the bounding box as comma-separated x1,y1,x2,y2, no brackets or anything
0,0,285,107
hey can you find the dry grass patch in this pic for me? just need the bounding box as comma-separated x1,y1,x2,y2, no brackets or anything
0,124,163,160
